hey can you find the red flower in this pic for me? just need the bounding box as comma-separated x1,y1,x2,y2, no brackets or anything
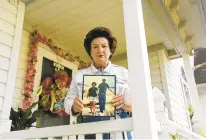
28,63,35,70
42,36,48,44
28,69,36,75
74,56,80,61
30,37,36,44
23,99,30,110
24,85,30,92
26,74,34,82
25,83,34,90
29,51,37,57
30,48,38,54
32,57,38,64
34,31,41,40
48,39,53,46
24,91,32,97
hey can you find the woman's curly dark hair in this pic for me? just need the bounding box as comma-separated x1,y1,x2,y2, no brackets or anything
84,27,117,59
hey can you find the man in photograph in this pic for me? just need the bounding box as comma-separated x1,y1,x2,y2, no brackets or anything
98,79,113,115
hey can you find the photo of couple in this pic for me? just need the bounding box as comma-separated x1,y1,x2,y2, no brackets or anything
82,75,116,117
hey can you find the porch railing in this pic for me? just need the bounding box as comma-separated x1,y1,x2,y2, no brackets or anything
1,87,205,139
1,118,133,139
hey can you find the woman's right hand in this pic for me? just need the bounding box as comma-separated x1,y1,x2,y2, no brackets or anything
72,97,83,114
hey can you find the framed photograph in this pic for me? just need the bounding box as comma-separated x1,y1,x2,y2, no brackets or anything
82,75,116,117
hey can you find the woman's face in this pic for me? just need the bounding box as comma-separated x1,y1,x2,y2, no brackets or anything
90,37,111,67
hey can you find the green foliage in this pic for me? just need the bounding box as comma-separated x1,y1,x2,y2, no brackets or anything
77,115,82,124
200,128,206,138
9,102,44,131
188,105,194,114
169,133,181,140
188,105,194,120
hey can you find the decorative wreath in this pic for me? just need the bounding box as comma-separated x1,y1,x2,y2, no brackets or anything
36,70,72,116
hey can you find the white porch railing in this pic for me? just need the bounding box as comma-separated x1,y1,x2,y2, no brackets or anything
1,118,133,139
1,87,205,139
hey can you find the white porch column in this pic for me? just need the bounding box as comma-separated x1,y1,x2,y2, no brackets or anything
182,53,206,129
122,0,158,139
0,0,25,133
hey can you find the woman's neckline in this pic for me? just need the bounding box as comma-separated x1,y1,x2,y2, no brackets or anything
93,61,109,69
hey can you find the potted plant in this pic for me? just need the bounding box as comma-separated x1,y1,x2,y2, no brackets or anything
9,102,43,131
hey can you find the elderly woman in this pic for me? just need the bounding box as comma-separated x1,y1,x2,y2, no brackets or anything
64,27,132,139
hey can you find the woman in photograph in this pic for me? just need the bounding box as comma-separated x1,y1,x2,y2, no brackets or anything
64,27,132,139
87,82,98,115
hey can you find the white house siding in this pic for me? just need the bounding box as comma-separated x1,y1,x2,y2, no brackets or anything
0,1,25,128
0,0,17,114
149,51,163,91
161,50,190,129
12,30,30,109
113,51,163,91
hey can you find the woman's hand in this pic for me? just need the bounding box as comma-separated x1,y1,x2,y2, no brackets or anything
112,95,124,109
112,95,132,112
71,97,83,115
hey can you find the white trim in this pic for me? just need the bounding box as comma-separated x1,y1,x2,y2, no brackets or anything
1,1,25,120
158,50,173,120
62,136,69,140
123,0,158,139
95,134,102,140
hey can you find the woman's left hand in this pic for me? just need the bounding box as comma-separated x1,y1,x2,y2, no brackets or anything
112,95,125,109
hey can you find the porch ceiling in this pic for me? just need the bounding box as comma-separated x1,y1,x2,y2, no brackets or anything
23,0,165,62
23,0,167,62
